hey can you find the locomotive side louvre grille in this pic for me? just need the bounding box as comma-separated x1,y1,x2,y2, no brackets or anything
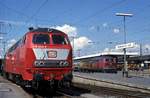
33,48,69,60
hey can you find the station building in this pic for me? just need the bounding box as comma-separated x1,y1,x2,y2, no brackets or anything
128,55,150,69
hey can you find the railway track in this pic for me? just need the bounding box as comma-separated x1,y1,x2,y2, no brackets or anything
27,83,150,98
55,86,91,98
1,75,150,98
74,83,150,98
24,83,91,98
2,74,147,98
56,91,74,98
94,87,150,98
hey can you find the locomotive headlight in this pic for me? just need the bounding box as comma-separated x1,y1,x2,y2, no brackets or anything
39,61,45,65
34,61,40,66
59,61,69,66
63,61,69,66
59,61,64,66
34,60,45,67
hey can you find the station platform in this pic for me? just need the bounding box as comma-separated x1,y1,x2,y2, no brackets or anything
73,71,150,94
0,76,31,98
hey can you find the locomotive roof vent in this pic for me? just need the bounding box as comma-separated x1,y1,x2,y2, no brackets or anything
29,27,34,31
29,27,64,33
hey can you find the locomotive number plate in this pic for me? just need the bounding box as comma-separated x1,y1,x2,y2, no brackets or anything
47,50,57,58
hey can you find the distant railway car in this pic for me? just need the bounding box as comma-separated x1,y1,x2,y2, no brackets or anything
74,55,117,73
0,59,2,73
3,28,73,89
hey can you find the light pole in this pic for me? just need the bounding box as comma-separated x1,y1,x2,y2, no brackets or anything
116,13,133,77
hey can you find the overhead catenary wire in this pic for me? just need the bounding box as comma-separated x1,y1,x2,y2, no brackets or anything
1,0,150,54
0,0,48,26
74,0,127,24
0,2,30,18
75,2,150,39
8,0,48,41
20,0,33,12
24,0,48,25
0,0,126,29
124,3,150,24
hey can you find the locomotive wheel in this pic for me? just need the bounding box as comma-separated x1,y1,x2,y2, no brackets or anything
3,71,8,79
14,75,22,85
31,81,39,90
36,80,57,94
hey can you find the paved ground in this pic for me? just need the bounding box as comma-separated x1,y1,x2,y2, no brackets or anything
0,76,31,98
128,69,150,78
73,71,150,90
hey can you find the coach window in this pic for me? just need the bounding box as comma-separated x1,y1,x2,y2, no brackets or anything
33,34,50,44
52,35,68,45
105,58,109,62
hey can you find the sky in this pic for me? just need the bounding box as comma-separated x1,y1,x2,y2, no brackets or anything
0,0,150,57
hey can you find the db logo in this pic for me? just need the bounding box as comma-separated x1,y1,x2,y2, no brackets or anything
47,51,57,58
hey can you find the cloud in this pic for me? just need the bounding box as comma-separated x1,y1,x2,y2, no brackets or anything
103,48,110,52
72,37,92,50
89,26,96,31
113,28,120,33
102,23,108,28
7,39,17,48
89,25,100,32
9,39,16,43
0,37,3,40
53,24,92,51
52,24,77,37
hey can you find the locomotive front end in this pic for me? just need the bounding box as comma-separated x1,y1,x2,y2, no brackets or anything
26,28,73,87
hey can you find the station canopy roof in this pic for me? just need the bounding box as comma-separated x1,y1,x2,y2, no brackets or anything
0,56,3,59
74,51,139,60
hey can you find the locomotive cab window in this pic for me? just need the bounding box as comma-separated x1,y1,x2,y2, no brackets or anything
33,34,50,44
52,35,68,45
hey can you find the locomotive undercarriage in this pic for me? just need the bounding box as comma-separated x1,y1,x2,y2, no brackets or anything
2,70,73,90
31,72,73,90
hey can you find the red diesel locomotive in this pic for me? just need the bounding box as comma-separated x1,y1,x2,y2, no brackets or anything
3,28,73,89
74,55,117,73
